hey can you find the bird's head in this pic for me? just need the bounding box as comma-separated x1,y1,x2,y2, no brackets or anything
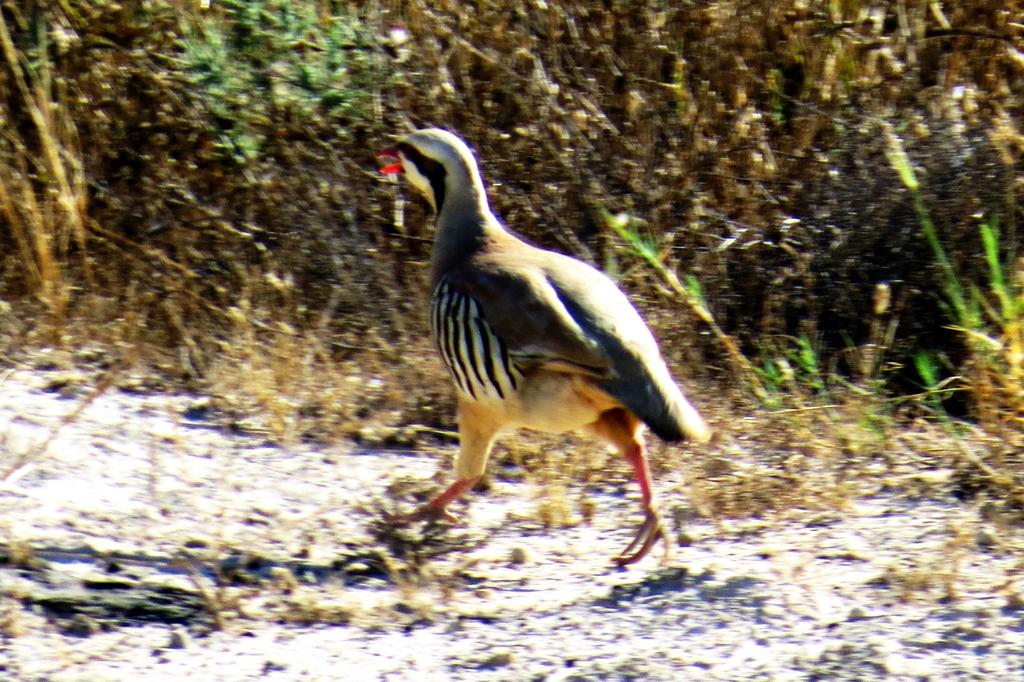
379,128,485,215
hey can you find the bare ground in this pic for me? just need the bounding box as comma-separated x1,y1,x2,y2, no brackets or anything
2,364,1024,681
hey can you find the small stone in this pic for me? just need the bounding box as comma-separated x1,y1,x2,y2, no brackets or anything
848,605,871,621
979,500,999,521
882,653,907,674
183,397,213,421
883,652,931,677
43,371,86,397
82,576,136,590
64,614,101,637
476,650,513,669
975,528,998,549
269,566,299,593
701,456,734,477
344,561,372,576
167,627,190,649
358,425,397,446
262,661,287,674
1004,591,1024,611
913,469,954,485
509,546,529,565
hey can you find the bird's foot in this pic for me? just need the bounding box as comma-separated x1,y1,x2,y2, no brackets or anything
612,506,672,567
413,503,462,524
385,503,461,526
384,477,477,526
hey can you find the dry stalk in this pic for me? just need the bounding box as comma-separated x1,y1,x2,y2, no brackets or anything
0,369,116,485
0,9,91,295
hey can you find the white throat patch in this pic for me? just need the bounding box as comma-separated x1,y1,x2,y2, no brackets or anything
401,152,437,211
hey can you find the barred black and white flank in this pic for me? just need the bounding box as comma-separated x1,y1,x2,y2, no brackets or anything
431,279,522,402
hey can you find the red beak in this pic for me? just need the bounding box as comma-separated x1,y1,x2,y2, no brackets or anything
378,147,403,175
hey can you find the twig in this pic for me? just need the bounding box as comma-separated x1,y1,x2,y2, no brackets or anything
0,369,117,484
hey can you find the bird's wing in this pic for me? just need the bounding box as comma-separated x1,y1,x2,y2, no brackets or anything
523,245,707,443
440,254,615,379
444,240,708,442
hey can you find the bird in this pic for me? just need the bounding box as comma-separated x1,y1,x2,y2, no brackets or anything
378,128,711,565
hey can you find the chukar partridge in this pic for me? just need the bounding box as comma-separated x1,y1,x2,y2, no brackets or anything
379,129,710,565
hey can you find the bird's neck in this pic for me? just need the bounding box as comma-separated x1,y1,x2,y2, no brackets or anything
431,181,506,279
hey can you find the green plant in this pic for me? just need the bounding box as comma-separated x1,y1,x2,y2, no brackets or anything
912,350,959,417
602,208,767,400
792,333,825,394
178,0,381,162
754,333,835,412
884,124,1023,428
975,219,1024,422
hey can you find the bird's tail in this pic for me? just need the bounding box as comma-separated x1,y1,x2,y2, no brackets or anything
667,389,712,444
605,357,711,444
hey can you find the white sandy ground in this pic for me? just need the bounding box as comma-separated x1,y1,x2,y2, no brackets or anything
1,366,1023,681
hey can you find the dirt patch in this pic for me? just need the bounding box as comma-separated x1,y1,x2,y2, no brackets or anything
2,368,1024,680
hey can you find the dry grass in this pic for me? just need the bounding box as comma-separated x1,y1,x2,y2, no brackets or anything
0,8,88,338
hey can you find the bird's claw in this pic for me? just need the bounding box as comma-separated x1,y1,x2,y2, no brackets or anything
612,507,672,567
385,503,461,526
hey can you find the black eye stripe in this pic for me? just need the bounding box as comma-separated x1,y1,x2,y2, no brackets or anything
398,142,447,210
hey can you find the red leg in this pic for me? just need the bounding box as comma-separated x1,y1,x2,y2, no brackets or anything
612,441,669,566
589,409,671,566
388,476,479,525
393,400,497,525
420,476,480,522
623,441,655,509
